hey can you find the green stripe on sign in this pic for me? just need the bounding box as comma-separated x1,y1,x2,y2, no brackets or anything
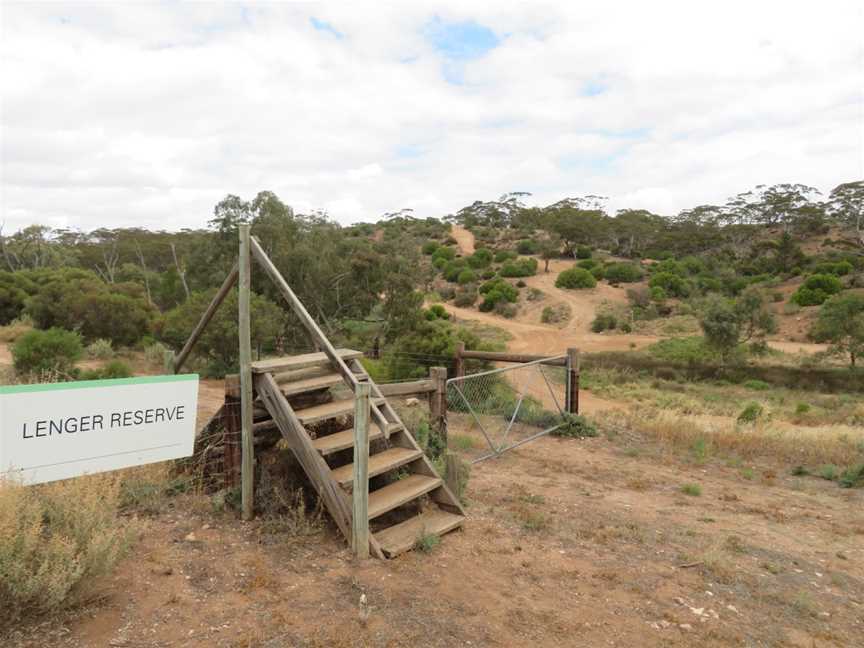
0,374,199,395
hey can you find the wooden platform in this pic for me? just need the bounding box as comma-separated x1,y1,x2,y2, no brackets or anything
330,447,423,487
251,348,364,374
374,509,464,558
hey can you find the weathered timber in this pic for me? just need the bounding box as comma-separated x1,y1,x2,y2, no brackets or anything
173,262,239,374
238,224,254,520
352,383,371,559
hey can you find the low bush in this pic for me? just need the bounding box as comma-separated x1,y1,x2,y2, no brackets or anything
526,287,545,301
591,313,617,332
791,274,843,306
516,239,539,255
743,379,771,391
422,241,440,255
681,483,702,497
457,269,478,285
647,336,715,363
466,248,493,269
80,360,134,381
144,341,170,366
12,328,83,376
604,263,643,284
500,257,538,278
555,267,596,290
575,245,593,259
650,272,690,298
493,249,517,263
839,463,864,488
541,303,571,324
424,304,450,321
493,301,518,318
431,246,457,263
0,474,136,630
551,413,598,438
86,338,114,359
453,289,478,307
737,401,764,424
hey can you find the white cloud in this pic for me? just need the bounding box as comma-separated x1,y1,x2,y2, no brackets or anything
0,1,861,231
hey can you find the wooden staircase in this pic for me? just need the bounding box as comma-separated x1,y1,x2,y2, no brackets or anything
251,347,466,558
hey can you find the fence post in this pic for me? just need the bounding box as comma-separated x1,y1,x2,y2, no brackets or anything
429,366,448,447
223,394,241,489
352,383,371,559
566,347,580,415
238,223,254,521
444,451,460,498
455,342,465,378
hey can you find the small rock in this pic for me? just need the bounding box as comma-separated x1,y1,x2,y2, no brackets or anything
405,398,420,407
674,597,685,606
184,532,197,542
690,607,705,617
679,624,693,631
659,620,671,629
726,605,739,614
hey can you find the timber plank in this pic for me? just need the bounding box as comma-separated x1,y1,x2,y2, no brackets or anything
312,426,385,456
281,373,344,396
374,508,464,558
251,349,363,374
331,447,422,487
368,475,442,520
295,397,385,425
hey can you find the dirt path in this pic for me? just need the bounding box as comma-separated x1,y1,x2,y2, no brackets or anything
12,424,861,648
450,224,475,255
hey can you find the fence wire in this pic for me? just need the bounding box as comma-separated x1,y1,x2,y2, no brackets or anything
446,356,568,463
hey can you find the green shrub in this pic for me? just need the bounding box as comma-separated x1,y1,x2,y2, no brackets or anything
604,263,643,284
442,259,468,282
555,267,596,290
819,464,839,481
791,274,843,306
431,246,456,262
81,360,134,381
479,278,518,301
144,342,170,367
551,414,598,438
590,265,605,280
591,313,617,332
457,269,478,285
743,379,770,391
422,241,440,255
647,336,714,363
516,239,539,254
737,401,763,424
424,304,450,321
795,402,811,414
86,338,114,359
839,463,864,488
772,292,784,302
649,272,690,298
467,248,493,269
493,249,517,263
577,258,598,270
681,483,702,497
575,245,592,259
500,257,538,277
12,328,83,376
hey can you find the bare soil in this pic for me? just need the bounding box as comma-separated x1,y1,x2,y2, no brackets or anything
7,416,862,648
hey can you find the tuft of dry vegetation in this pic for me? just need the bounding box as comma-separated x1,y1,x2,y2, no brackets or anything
0,473,139,630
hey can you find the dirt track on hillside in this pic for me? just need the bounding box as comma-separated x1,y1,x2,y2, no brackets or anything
444,227,828,357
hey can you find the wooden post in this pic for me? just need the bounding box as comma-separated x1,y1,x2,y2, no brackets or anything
352,382,371,559
455,342,465,378
429,366,448,447
223,395,241,488
566,347,580,415
444,451,460,498
173,262,239,373
238,224,254,521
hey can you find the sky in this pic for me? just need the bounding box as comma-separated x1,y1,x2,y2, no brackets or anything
0,1,862,232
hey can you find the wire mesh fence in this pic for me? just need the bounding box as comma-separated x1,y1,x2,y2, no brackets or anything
446,356,568,462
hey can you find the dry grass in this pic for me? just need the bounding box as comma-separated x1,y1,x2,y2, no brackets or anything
606,408,864,469
0,473,139,630
0,318,33,343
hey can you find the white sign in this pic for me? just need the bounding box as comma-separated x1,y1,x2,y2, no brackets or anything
0,374,199,485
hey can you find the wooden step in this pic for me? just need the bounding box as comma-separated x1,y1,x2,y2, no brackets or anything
312,426,385,456
330,447,422,487
368,475,442,520
295,397,385,426
280,372,344,397
251,348,363,374
374,508,465,558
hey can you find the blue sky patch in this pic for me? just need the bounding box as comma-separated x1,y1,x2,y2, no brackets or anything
310,17,343,39
424,17,499,60
582,79,608,96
